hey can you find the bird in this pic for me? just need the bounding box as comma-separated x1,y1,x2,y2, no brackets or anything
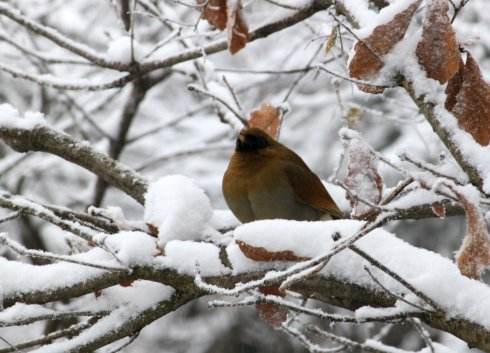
222,127,342,223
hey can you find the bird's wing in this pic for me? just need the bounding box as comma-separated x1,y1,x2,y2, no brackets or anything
284,162,343,219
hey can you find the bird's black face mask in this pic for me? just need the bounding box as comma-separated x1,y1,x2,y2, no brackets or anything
236,133,270,152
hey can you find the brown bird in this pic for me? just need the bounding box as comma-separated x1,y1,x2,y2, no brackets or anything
223,127,342,223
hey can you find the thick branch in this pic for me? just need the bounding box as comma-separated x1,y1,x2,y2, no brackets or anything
92,74,154,206
2,260,490,351
401,78,485,193
0,124,148,204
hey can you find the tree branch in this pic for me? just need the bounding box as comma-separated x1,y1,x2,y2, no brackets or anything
0,124,148,204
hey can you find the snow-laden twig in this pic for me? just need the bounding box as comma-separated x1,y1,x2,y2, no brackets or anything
188,84,247,127
410,318,435,353
317,64,394,89
0,3,129,70
0,233,129,272
195,214,391,296
308,325,407,353
0,192,102,243
351,245,442,312
136,142,233,172
363,266,428,312
0,321,93,353
0,309,110,327
210,293,420,323
282,324,344,353
0,61,133,90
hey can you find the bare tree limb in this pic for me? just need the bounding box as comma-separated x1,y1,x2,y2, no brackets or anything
0,124,148,204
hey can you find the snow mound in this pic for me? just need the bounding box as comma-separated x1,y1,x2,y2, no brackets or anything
0,103,45,129
144,175,213,245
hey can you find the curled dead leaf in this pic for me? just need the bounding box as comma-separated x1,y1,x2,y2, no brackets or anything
446,52,490,146
256,285,288,328
416,0,460,83
453,189,490,280
248,103,283,140
348,0,421,93
227,1,249,54
198,0,227,30
236,240,309,262
197,0,249,54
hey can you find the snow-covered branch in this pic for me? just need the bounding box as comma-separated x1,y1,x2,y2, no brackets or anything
0,122,148,204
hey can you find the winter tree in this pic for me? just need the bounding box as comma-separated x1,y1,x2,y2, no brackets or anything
0,0,490,352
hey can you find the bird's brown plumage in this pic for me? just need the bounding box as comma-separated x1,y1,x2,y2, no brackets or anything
222,128,342,223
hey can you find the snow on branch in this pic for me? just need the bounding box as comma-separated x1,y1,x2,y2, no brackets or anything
137,0,336,74
0,61,134,91
0,3,130,71
0,113,148,204
2,215,490,350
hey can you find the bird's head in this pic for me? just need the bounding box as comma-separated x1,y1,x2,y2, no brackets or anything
235,128,276,152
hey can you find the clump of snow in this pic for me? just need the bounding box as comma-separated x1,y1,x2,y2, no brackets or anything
106,36,145,63
235,219,362,259
209,209,239,231
104,231,157,266
0,103,45,129
144,175,213,245
156,240,230,276
356,0,421,38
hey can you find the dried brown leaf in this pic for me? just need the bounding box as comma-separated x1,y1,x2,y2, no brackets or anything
348,0,421,92
227,1,249,54
198,0,227,30
454,189,490,280
444,56,464,111
147,223,159,237
248,103,283,139
416,0,460,83
119,278,135,287
198,0,248,54
447,52,490,146
236,240,309,262
256,286,287,328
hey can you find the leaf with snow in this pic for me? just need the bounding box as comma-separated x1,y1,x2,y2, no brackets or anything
198,0,227,30
416,0,460,83
445,52,490,146
339,129,383,219
453,187,490,280
226,0,249,54
248,103,283,139
197,0,249,54
348,0,421,93
236,240,309,262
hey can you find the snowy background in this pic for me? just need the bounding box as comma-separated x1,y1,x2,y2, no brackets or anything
0,0,489,352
